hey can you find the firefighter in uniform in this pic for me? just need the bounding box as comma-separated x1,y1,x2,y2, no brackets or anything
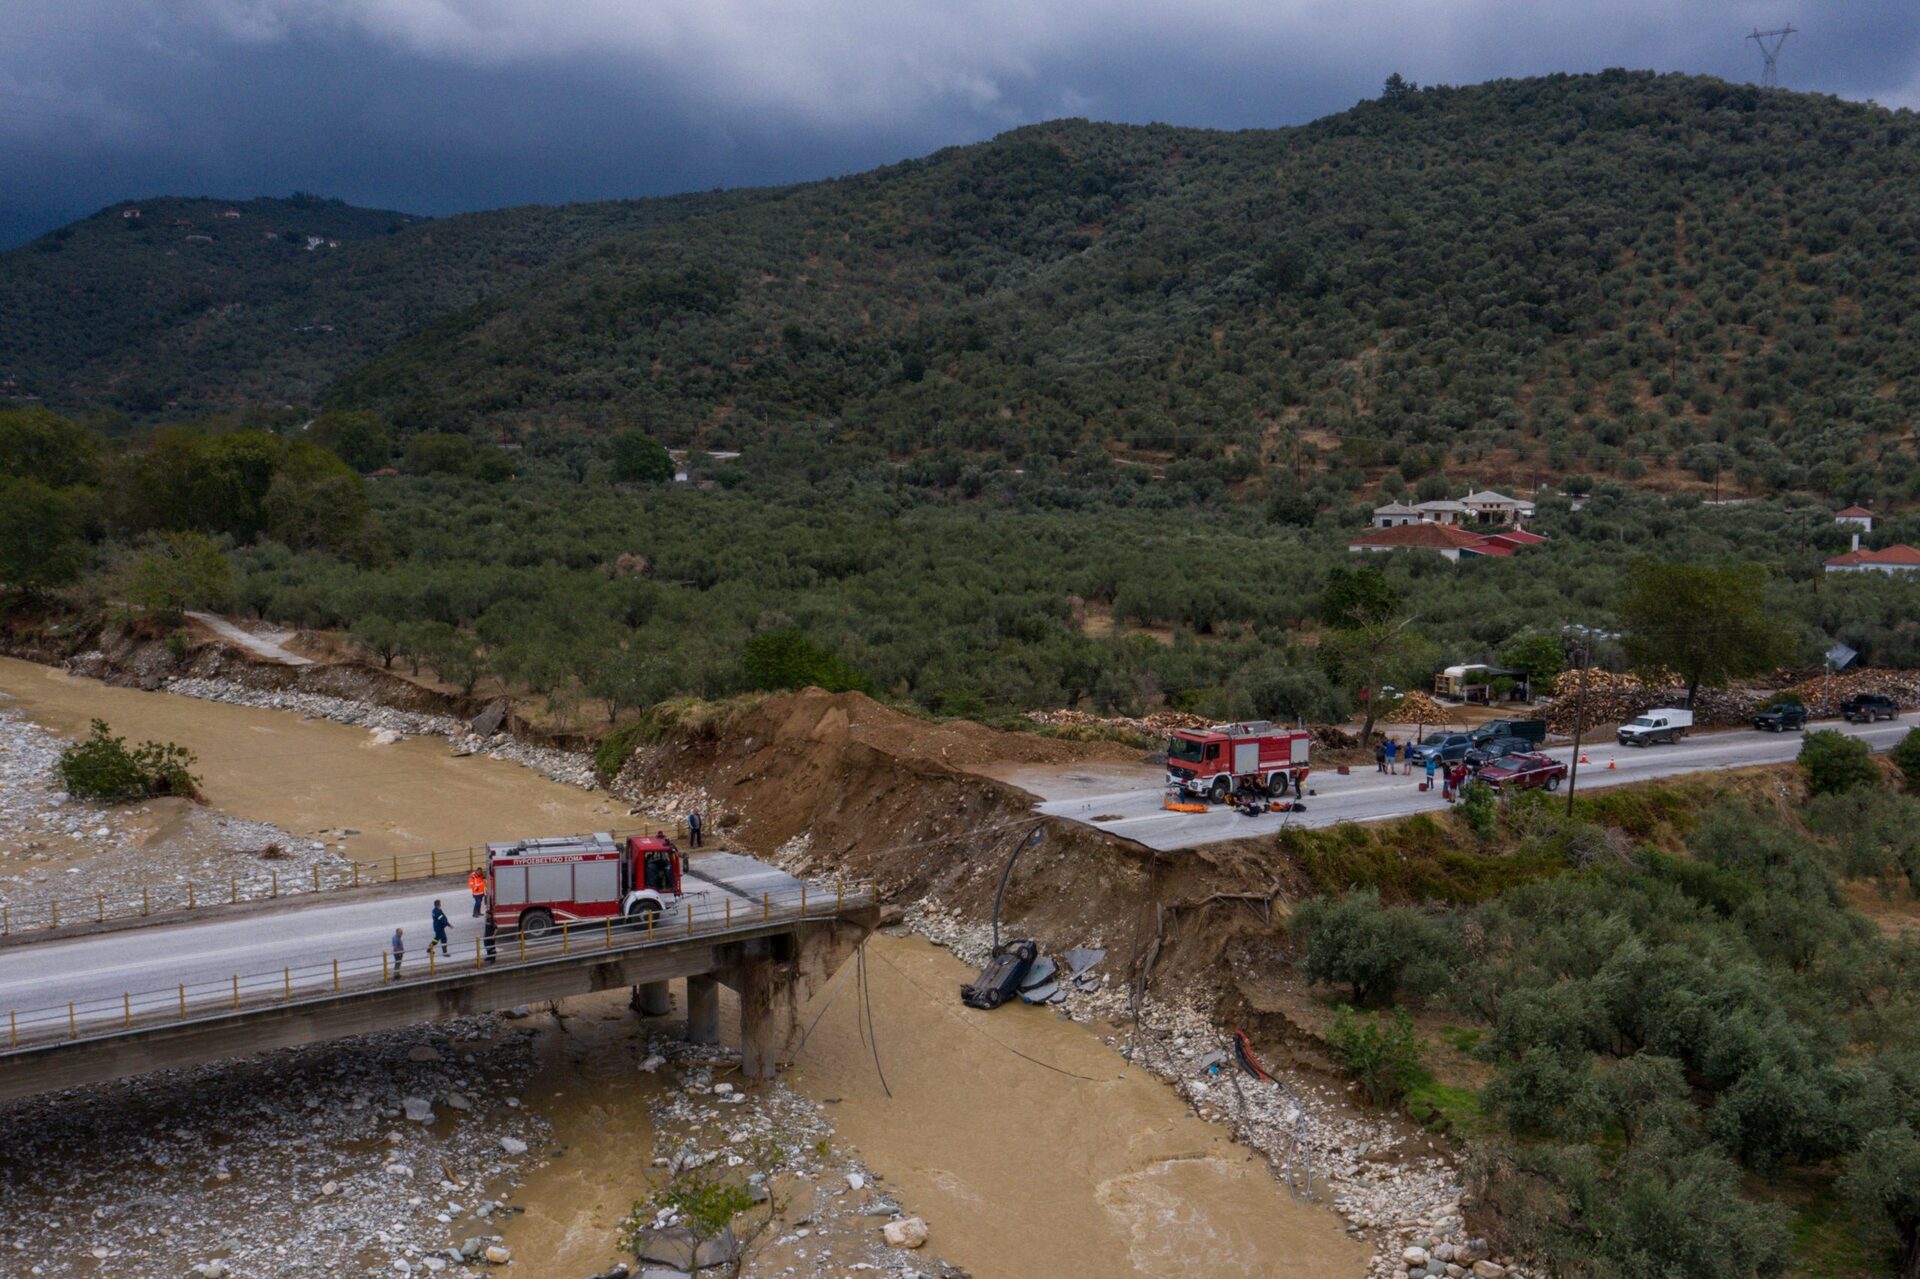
468,867,487,918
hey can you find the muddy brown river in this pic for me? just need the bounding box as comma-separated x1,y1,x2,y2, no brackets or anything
0,657,1367,1277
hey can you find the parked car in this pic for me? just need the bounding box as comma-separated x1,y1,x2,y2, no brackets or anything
1753,703,1806,732
1841,694,1900,724
1470,718,1547,746
1476,752,1568,792
1407,732,1477,765
1466,735,1537,768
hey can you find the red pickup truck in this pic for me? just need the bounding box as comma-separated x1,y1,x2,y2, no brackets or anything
1475,752,1567,792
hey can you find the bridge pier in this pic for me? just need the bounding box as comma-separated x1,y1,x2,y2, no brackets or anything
685,973,720,1044
631,980,673,1017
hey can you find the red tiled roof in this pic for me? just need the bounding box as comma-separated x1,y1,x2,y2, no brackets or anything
1826,543,1920,567
1467,539,1516,557
1494,528,1548,544
1349,523,1488,550
1835,505,1875,518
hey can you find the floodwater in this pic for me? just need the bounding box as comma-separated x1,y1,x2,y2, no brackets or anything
0,656,1368,1278
0,657,617,861
786,935,1369,1279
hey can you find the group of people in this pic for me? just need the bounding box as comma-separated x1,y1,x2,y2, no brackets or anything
1373,737,1476,803
391,871,498,975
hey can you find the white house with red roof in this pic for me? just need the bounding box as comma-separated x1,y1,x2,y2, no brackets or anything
1348,523,1548,562
1834,505,1875,532
1825,543,1920,575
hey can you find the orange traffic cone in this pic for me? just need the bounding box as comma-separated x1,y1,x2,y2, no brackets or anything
1607,755,1617,770
1579,753,1590,765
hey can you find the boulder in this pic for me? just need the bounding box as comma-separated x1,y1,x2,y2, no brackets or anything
443,1092,472,1112
883,1217,929,1249
499,1136,528,1156
402,1096,434,1123
1471,1264,1506,1279
407,1046,442,1063
635,1225,738,1271
484,1244,512,1264
1403,1247,1430,1268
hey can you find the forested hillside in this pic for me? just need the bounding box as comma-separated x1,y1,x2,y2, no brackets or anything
0,190,770,417
7,72,1920,505
319,72,1920,507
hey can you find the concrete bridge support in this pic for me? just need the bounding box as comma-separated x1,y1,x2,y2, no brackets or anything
632,980,673,1016
718,916,870,1079
685,973,720,1044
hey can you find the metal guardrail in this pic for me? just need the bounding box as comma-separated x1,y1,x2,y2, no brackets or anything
0,821,700,937
0,878,875,1057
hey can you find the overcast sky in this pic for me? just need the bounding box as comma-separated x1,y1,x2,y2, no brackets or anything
3,1,1916,245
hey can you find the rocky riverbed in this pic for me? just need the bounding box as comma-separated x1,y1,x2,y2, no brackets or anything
0,1013,548,1278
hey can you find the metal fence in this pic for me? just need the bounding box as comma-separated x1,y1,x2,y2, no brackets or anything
0,820,700,937
1,877,875,1056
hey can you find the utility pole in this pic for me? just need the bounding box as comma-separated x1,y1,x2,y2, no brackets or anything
1748,26,1796,88
1564,628,1595,818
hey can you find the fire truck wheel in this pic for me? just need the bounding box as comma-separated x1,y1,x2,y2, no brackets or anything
1270,773,1289,795
627,900,662,926
1209,777,1230,804
519,909,554,941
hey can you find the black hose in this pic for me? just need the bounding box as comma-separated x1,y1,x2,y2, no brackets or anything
990,823,1046,952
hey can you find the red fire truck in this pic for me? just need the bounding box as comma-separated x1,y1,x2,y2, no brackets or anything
486,832,684,939
1165,721,1312,803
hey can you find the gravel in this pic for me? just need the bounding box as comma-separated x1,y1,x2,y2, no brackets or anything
0,1015,547,1278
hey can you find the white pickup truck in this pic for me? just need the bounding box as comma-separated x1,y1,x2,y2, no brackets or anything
1618,708,1692,746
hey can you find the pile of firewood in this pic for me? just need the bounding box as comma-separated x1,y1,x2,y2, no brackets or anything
1540,669,1769,733
1380,691,1450,724
1023,708,1212,737
1781,668,1920,710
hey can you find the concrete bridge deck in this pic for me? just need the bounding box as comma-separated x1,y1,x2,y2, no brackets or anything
0,851,877,1104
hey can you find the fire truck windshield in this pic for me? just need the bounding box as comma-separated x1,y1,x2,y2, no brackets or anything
1168,737,1206,764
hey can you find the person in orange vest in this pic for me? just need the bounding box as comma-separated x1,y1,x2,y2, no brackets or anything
468,867,487,918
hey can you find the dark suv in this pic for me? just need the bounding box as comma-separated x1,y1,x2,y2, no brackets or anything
1466,735,1537,767
1753,703,1806,732
1842,694,1900,724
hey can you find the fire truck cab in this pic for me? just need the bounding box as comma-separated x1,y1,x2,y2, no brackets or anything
1165,721,1311,803
486,832,684,939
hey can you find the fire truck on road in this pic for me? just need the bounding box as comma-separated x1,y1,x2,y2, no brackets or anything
1166,720,1312,803
486,832,684,939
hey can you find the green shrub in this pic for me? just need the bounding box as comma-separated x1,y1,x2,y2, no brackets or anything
739,627,871,695
594,720,651,782
1458,780,1497,840
1293,888,1457,1005
1799,729,1880,797
1890,727,1920,792
1325,1006,1425,1106
55,719,200,802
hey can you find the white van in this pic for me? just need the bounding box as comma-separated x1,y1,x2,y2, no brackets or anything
1618,708,1693,747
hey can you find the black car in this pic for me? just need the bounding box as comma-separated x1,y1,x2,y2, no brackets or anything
1841,694,1901,724
1753,703,1806,732
1466,735,1538,767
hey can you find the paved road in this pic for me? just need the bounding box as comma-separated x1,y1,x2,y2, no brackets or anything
0,855,796,1031
1030,717,1912,851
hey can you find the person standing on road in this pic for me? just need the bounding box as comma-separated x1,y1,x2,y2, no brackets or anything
1385,737,1399,772
483,914,498,965
391,927,405,976
468,868,487,918
1424,751,1439,792
688,811,704,847
1374,739,1388,773
431,900,451,957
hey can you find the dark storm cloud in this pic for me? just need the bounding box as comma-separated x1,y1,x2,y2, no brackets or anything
3,1,1918,243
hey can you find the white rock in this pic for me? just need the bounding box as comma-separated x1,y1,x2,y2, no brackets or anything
499,1136,528,1156
847,1173,866,1191
320,1180,341,1196
639,1054,666,1072
484,1244,512,1264
1471,1264,1505,1279
385,1163,414,1178
402,1096,434,1123
713,1083,733,1095
1404,1248,1430,1267
882,1217,928,1249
